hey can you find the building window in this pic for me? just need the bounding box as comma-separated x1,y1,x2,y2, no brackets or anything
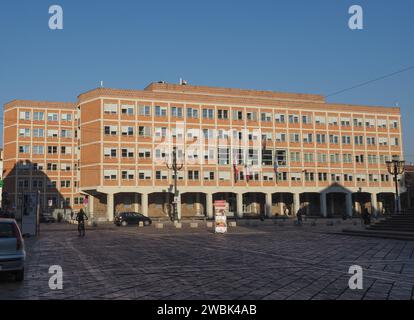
330,154,340,164
340,118,351,126
19,111,31,120
61,130,72,138
288,114,299,124
138,149,151,158
355,155,365,163
33,112,44,121
47,163,58,171
329,135,339,144
353,118,363,127
354,136,364,145
275,150,287,166
317,153,327,163
47,113,58,121
33,128,44,137
232,110,243,121
304,172,314,181
60,180,71,188
390,137,399,146
246,112,257,121
61,146,72,155
331,174,341,182
33,146,44,155
275,133,286,142
315,116,326,125
187,107,199,119
121,148,134,158
318,172,328,181
275,114,285,123
103,103,118,114
121,104,135,115
138,126,151,137
291,172,301,181
316,134,326,144
303,133,313,143
302,115,312,124
277,172,288,181
171,107,183,118
203,171,215,181
217,109,229,120
304,153,314,163
343,154,353,164
121,126,134,136
61,113,72,121
261,112,272,122
290,152,301,163
104,148,117,158
121,170,135,180
202,109,214,119
138,105,151,116
262,149,273,166
344,174,353,182
155,106,167,117
47,129,59,138
104,170,117,180
19,128,31,137
290,133,300,143
138,170,152,180
328,117,338,126
47,146,58,154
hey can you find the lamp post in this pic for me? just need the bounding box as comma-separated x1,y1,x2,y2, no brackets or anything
166,149,184,222
386,160,405,214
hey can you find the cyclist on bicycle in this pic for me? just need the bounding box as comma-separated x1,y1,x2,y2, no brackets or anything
76,209,88,237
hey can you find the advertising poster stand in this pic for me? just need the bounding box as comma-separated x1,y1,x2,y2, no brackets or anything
214,200,228,233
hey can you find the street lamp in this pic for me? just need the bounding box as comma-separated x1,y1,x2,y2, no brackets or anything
166,149,184,222
386,160,405,214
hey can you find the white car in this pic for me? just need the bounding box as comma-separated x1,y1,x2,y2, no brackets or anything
0,219,26,282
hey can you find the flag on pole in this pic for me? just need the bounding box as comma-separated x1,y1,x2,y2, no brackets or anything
274,157,279,182
233,149,239,183
233,161,239,183
245,163,251,183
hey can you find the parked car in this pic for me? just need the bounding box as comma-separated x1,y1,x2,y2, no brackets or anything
39,213,56,223
114,212,152,227
0,219,26,282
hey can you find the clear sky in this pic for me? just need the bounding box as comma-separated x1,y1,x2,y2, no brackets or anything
0,0,413,160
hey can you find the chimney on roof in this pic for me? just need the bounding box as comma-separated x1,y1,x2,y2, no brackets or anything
179,78,188,86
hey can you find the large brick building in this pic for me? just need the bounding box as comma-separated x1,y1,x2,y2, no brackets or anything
2,82,405,221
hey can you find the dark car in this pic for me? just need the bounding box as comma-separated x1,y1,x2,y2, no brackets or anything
39,214,56,223
114,212,152,227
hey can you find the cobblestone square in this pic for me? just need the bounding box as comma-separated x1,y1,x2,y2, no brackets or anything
1,221,414,300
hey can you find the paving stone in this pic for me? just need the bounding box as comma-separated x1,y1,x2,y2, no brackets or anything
1,225,414,300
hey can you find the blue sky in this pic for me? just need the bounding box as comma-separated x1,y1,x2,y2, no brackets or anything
0,0,413,160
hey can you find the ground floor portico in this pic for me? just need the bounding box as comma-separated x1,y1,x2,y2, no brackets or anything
81,185,398,222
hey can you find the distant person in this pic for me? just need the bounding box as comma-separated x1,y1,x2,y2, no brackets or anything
76,209,88,237
296,206,304,226
362,207,371,225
